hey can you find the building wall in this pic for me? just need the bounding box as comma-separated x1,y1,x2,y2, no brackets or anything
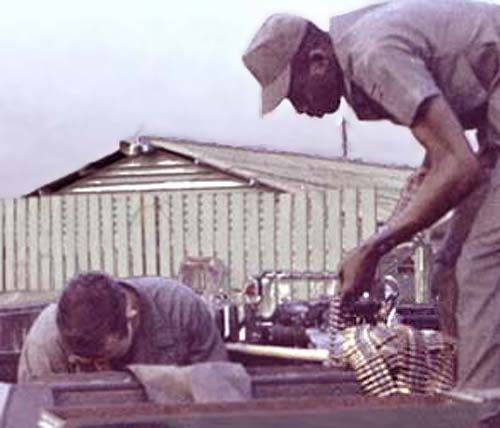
0,189,423,301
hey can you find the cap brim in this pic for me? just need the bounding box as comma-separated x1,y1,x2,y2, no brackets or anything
261,64,291,116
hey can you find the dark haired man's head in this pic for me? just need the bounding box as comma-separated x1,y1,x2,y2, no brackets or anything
56,272,135,365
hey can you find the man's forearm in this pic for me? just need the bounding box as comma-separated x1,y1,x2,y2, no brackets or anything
362,97,482,258
386,166,428,226
368,156,480,257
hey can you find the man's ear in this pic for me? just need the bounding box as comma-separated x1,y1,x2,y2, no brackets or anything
126,307,139,320
125,295,139,319
308,48,330,75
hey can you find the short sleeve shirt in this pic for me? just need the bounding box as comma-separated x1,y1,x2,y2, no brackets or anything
330,0,500,144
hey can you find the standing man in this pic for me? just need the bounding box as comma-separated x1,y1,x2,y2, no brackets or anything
243,1,500,426
18,272,227,383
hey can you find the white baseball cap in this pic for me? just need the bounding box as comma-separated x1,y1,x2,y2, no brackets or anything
243,14,308,115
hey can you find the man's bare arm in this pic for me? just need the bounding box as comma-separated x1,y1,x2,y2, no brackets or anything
386,156,428,225
338,96,482,303
367,95,481,255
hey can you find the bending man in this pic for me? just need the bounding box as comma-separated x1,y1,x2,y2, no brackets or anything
18,271,227,382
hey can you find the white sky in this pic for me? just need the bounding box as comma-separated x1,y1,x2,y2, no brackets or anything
0,0,494,197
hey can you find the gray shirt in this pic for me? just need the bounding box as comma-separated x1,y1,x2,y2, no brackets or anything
18,277,227,383
330,0,500,148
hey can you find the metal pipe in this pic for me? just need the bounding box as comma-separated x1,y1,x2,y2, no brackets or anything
226,343,329,362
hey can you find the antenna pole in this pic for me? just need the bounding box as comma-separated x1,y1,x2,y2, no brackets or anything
341,116,348,158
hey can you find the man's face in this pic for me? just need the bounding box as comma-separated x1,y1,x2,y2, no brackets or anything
68,318,135,372
288,51,342,118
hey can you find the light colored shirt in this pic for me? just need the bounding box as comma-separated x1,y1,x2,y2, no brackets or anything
330,0,500,147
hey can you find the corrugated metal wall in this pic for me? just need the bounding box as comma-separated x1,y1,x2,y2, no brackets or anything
64,151,262,194
0,189,423,300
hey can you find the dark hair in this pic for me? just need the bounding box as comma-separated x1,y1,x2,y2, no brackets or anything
56,272,128,357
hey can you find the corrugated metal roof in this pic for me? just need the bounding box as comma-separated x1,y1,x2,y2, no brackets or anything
146,136,413,191
143,137,413,219
27,137,413,219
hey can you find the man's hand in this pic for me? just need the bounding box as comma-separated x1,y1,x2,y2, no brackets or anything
338,244,380,306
